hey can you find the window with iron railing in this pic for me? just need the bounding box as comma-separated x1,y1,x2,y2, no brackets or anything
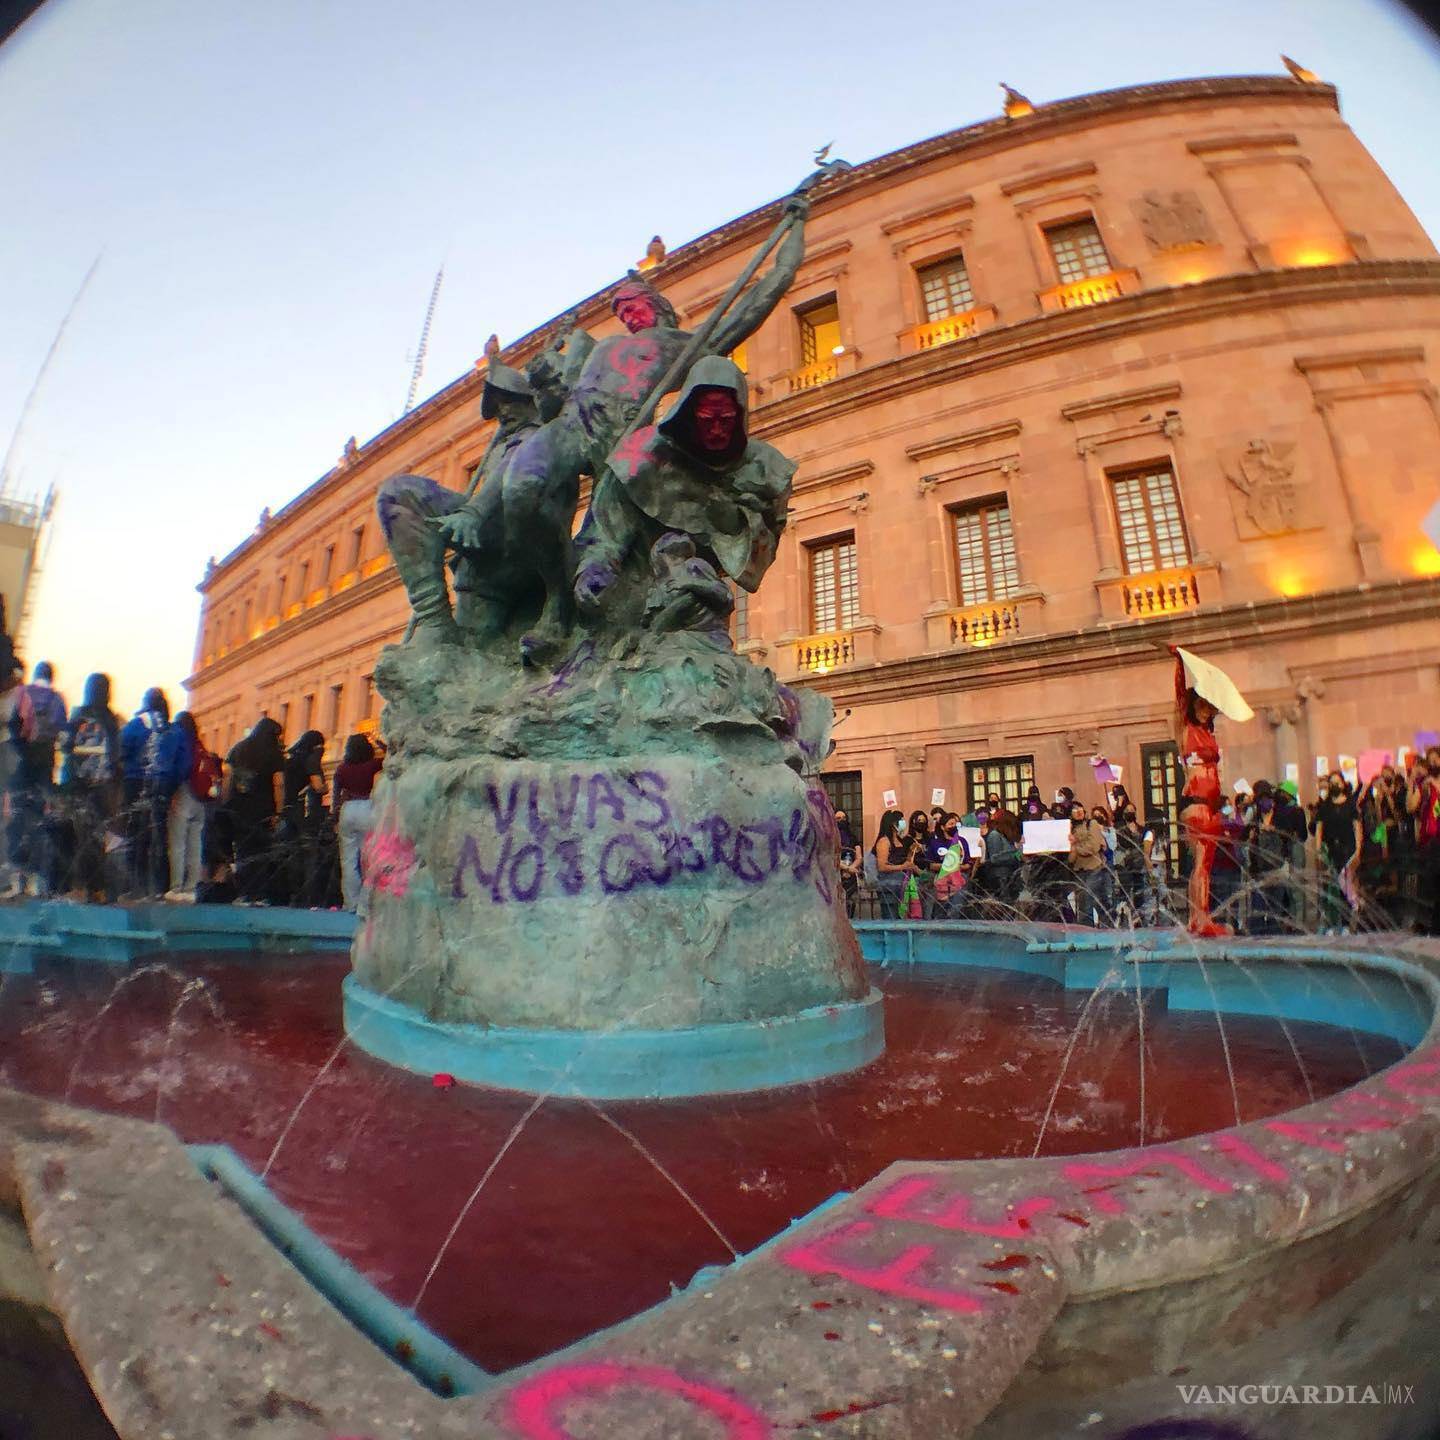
1045,218,1112,283
797,296,840,366
1110,464,1192,574
952,499,1019,606
809,535,859,632
918,255,975,321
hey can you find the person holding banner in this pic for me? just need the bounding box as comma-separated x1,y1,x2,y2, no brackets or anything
1169,644,1254,938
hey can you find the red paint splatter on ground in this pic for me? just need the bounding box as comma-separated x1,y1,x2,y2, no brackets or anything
981,1254,1032,1272
0,954,1393,1371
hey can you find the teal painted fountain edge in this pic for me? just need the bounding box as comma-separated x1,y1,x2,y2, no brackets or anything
342,974,888,1100
187,1142,492,1398
853,921,1433,1048
0,900,356,971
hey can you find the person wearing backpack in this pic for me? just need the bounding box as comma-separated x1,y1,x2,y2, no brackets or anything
5,661,68,899
59,673,122,901
119,688,171,897
157,711,213,901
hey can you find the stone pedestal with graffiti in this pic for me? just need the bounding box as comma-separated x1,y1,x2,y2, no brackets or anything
345,634,878,1098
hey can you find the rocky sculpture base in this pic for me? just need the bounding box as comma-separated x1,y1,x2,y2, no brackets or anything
346,632,879,1097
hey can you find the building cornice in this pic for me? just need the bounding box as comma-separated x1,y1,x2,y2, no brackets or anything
187,564,402,689
749,260,1440,439
200,75,1341,589
803,578,1440,709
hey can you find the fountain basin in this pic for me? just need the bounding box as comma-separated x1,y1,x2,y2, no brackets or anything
2,909,1439,1439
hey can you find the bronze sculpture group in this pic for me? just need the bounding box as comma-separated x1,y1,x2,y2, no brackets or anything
377,178,827,667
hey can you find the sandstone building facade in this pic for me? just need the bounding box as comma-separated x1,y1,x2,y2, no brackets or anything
188,72,1440,846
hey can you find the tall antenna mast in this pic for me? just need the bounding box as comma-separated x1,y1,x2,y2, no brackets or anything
403,263,445,414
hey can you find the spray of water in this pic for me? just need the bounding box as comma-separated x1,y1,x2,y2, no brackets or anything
583,1099,740,1262
1031,965,1121,1158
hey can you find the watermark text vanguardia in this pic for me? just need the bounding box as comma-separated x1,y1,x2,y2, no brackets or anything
1178,1383,1414,1406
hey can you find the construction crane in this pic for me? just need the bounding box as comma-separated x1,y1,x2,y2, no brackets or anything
403,263,445,415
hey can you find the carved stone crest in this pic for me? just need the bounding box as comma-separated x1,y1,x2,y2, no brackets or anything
1224,438,1305,537
1133,190,1215,251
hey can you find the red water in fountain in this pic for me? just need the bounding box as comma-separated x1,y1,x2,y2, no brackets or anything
0,954,1399,1372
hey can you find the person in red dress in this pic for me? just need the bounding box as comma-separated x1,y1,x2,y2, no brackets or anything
1171,645,1230,937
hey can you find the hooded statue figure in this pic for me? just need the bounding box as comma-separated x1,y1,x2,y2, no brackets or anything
574,355,794,628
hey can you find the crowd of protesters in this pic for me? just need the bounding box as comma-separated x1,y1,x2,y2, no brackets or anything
841,753,1440,937
0,650,383,911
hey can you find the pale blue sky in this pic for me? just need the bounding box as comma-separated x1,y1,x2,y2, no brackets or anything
2,0,1437,720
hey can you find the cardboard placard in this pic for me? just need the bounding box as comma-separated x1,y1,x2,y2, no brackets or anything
1315,756,1329,777
1398,745,1414,771
931,787,946,808
882,789,897,809
1285,763,1300,785
1337,754,1359,788
1233,777,1252,795
1023,819,1072,855
1417,730,1440,752
1091,756,1117,784
1357,749,1392,787
957,826,983,858
1175,646,1255,722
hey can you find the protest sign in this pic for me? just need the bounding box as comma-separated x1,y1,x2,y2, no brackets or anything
1023,819,1072,854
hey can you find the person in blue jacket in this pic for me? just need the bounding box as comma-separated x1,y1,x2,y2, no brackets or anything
118,687,170,896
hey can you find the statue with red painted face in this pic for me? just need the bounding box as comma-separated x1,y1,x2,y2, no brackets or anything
574,355,793,635
459,194,807,662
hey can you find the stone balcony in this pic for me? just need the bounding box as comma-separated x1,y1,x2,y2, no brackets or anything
908,304,999,353
787,358,839,394
1096,559,1219,621
776,620,881,679
1038,267,1141,314
923,587,1045,650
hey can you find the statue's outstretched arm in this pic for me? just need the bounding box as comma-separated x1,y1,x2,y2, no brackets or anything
709,196,809,356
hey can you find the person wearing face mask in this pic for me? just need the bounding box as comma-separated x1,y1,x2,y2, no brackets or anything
1359,769,1403,925
1113,805,1147,924
1314,771,1363,931
1209,793,1247,929
1067,800,1108,925
930,812,970,915
1407,746,1440,934
972,805,1021,906
834,807,861,919
1023,786,1050,820
1246,781,1290,934
869,808,917,918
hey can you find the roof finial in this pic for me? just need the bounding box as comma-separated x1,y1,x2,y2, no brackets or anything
1000,82,1034,119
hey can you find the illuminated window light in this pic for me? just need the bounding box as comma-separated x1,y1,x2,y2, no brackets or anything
1413,544,1440,578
